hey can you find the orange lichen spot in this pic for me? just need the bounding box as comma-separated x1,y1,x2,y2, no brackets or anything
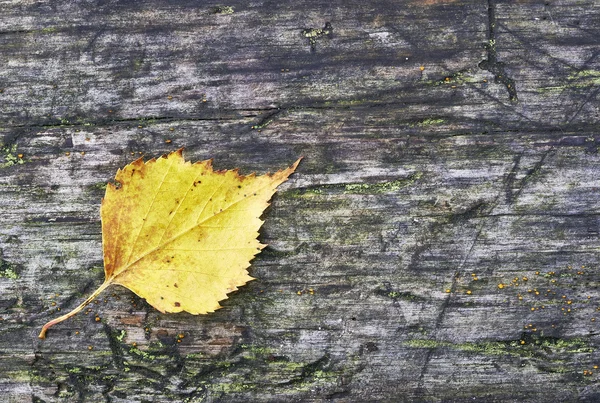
17,153,23,158
178,333,185,339
95,316,101,322
165,139,172,144
75,331,80,335
132,342,137,347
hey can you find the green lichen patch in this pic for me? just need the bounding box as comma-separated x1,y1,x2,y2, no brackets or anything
0,144,25,169
0,256,20,279
538,69,600,93
212,5,234,14
405,334,594,359
302,22,332,51
343,172,423,194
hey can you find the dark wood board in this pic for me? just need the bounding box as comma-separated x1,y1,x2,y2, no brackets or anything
1,0,599,401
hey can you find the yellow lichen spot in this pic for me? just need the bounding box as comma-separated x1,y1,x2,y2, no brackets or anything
522,277,528,281
466,290,472,295
419,65,425,71
498,283,505,289
65,152,71,156
75,331,80,335
165,139,172,144
445,289,451,293
17,153,23,158
535,271,540,275
520,340,525,345
531,307,536,311
88,346,93,350
169,127,175,131
167,95,173,100
297,291,302,295
567,300,572,305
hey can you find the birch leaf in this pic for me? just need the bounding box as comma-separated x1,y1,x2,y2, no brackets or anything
39,149,301,338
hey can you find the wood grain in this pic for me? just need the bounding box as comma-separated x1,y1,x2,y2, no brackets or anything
1,0,599,401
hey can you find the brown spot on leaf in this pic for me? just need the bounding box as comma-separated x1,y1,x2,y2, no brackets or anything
174,302,181,307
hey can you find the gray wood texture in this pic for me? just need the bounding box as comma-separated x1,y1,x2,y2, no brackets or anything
1,0,600,401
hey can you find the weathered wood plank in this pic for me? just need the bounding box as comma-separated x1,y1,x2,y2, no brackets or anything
1,0,600,402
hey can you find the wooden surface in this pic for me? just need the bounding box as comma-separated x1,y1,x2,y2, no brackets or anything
1,0,600,401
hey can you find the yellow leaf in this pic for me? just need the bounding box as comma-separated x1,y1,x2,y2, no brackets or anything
39,150,301,338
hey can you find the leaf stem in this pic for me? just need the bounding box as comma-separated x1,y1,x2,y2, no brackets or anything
38,280,112,339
